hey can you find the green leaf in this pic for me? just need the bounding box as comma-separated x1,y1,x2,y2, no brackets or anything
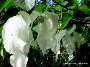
5,0,18,10
67,24,76,34
67,0,78,9
55,5,62,11
79,4,90,14
0,0,11,12
55,0,67,6
0,0,18,12
13,0,35,11
67,3,76,9
0,26,3,36
49,7,55,12
32,25,39,33
0,43,6,58
0,40,4,50
61,1,67,6
0,48,7,58
34,2,47,13
84,16,90,21
0,49,4,57
68,10,74,16
61,13,72,29
0,0,6,7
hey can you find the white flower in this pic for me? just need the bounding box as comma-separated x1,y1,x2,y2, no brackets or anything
2,11,34,67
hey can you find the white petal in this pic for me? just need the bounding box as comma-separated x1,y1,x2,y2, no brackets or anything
10,54,28,67
2,15,33,54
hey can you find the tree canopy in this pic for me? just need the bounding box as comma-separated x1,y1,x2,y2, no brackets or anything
0,0,90,67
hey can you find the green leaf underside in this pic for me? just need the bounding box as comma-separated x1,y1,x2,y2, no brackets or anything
32,25,39,33
13,0,35,11
67,24,76,34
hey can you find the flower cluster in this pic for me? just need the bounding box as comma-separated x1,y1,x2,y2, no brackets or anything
2,10,82,67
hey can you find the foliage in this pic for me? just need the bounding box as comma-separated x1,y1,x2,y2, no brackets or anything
0,0,90,67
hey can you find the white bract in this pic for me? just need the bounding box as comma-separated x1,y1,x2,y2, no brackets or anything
10,54,28,67
37,11,59,54
2,11,34,67
62,30,76,56
73,31,82,44
55,30,65,60
62,30,82,61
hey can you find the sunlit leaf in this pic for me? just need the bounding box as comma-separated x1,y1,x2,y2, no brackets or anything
34,2,47,13
5,0,18,10
0,0,17,12
55,0,67,6
0,48,7,58
79,4,90,14
13,0,35,11
61,13,72,29
68,10,74,16
55,5,62,11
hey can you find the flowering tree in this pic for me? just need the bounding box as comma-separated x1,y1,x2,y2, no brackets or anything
0,0,90,67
